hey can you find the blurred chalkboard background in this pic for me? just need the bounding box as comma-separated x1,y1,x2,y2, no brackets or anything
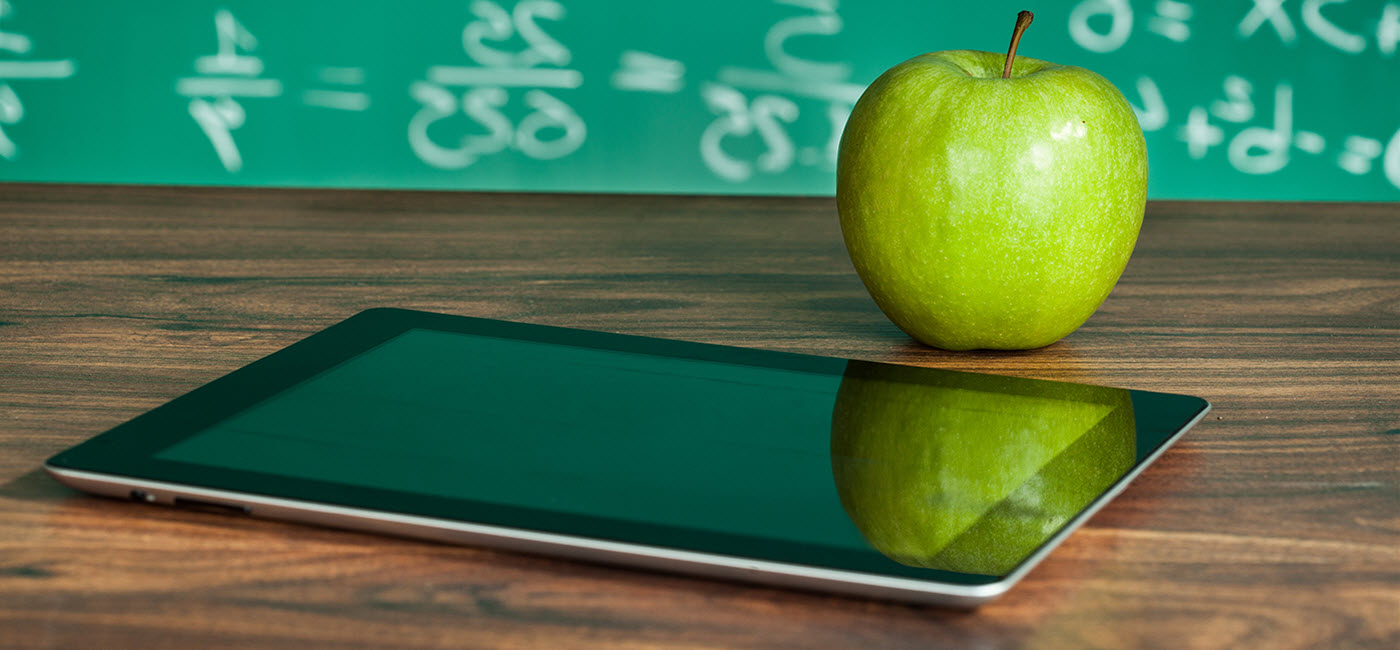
0,0,1396,200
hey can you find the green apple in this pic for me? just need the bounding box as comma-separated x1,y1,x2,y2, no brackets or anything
830,362,1135,575
836,12,1147,350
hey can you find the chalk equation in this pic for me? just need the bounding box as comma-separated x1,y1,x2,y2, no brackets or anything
2,0,1393,200
178,10,376,172
1141,74,1400,188
1071,0,1400,191
1070,0,1400,55
699,0,861,183
0,0,75,161
408,0,586,170
304,66,370,113
177,9,280,173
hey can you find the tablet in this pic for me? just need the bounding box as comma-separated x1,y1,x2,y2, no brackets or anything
45,308,1209,607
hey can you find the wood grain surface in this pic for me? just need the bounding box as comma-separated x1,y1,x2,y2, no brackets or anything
1,183,1396,649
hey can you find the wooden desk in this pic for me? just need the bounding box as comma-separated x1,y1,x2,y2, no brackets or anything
1,184,1395,648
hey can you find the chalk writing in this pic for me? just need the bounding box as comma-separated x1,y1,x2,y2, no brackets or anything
304,66,369,111
1069,0,1134,53
1132,77,1169,131
1073,1,1399,193
0,1,1392,200
701,0,860,182
1072,0,1400,56
177,9,281,173
611,51,685,94
1338,135,1383,175
1148,0,1193,42
0,0,75,160
409,0,585,169
1139,71,1398,190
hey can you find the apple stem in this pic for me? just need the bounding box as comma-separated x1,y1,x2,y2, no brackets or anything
1002,11,1034,79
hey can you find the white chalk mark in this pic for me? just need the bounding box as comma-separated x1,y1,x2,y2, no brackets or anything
1156,0,1192,19
0,3,78,161
1294,131,1325,154
0,0,32,55
0,32,30,55
1148,17,1190,42
1302,0,1366,54
0,82,20,123
1383,126,1400,190
515,89,586,160
700,83,755,182
1211,76,1254,123
619,51,683,76
462,0,571,69
1239,0,1297,44
765,1,849,82
176,77,283,98
1337,135,1382,175
195,9,262,76
0,81,19,157
0,59,75,79
302,89,370,111
315,66,365,85
1129,76,1169,132
1068,0,1134,53
752,94,798,173
611,50,684,94
1148,0,1193,42
1177,107,1223,159
1380,3,1400,56
715,66,862,104
195,55,262,76
1228,83,1293,175
188,97,244,172
612,70,682,94
427,65,582,89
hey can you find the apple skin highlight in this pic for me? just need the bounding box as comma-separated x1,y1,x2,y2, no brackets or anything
836,49,1147,351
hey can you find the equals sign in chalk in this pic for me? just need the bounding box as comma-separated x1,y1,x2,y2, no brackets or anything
611,50,684,94
302,66,370,111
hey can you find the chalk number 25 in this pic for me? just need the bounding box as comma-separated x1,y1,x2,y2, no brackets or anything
409,1,585,170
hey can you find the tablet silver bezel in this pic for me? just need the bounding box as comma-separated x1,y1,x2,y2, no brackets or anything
45,402,1207,610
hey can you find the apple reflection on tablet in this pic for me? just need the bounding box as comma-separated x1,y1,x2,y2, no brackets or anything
830,362,1136,576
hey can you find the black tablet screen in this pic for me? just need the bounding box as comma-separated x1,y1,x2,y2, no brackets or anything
51,310,1207,582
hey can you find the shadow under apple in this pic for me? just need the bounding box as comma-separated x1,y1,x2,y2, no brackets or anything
830,362,1136,576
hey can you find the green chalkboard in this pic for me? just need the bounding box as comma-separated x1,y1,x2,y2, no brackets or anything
0,0,1396,200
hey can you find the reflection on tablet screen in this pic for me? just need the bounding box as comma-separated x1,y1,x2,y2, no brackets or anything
158,328,1134,576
